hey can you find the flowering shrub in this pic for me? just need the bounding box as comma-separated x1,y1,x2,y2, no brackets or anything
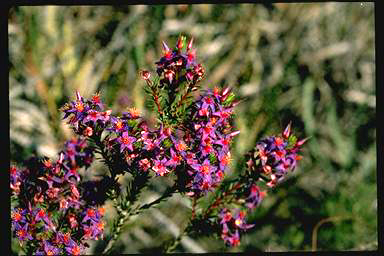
11,36,306,253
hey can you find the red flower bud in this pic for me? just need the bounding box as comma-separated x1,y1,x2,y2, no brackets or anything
162,41,170,52
76,91,82,101
164,69,175,83
296,137,309,147
187,37,194,52
221,87,231,98
186,71,194,81
282,122,292,139
83,126,93,137
140,70,151,80
176,35,185,51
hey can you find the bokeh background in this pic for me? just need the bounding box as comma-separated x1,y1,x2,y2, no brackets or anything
9,3,376,253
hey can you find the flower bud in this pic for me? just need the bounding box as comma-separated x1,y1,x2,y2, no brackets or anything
229,130,240,137
296,137,309,147
162,41,170,53
186,71,194,81
83,126,93,137
164,69,175,83
76,91,82,101
282,122,292,139
176,35,185,51
140,70,151,80
162,41,172,59
187,37,194,52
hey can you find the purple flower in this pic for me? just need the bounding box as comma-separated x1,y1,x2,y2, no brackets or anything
117,131,136,152
166,148,182,167
91,92,104,110
198,121,217,141
217,151,231,171
108,116,129,134
42,241,61,255
226,230,241,247
82,207,102,223
56,231,72,246
83,221,104,240
185,152,198,166
15,223,33,242
219,208,233,224
64,164,81,183
191,158,217,176
38,173,63,188
61,91,90,123
65,239,83,255
11,208,26,229
200,95,216,113
152,157,170,176
212,105,233,124
83,110,103,125
214,135,232,152
233,210,254,230
245,184,265,209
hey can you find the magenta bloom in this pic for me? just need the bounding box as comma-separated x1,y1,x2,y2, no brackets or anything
65,239,83,255
191,158,216,175
82,207,102,223
200,95,216,113
245,184,264,209
83,110,103,125
15,223,33,242
212,105,233,122
117,132,136,152
199,122,217,141
152,157,170,176
108,117,128,134
226,230,241,247
42,241,62,255
166,148,182,167
233,210,254,230
61,92,90,123
214,135,232,151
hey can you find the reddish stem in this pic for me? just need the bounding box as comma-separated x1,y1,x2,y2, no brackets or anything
203,182,242,218
191,196,197,220
146,80,163,116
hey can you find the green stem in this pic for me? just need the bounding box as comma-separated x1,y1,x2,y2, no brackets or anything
90,132,116,179
131,184,178,216
103,182,177,254
165,221,192,253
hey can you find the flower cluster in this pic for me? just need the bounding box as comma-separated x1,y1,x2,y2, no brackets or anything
246,123,307,187
213,124,306,246
59,86,240,196
176,87,240,194
155,36,204,88
10,138,105,255
60,91,111,137
219,208,254,247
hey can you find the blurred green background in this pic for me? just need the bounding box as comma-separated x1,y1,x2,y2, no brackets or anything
9,3,376,253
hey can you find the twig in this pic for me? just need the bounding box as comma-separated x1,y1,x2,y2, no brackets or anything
131,185,178,216
191,196,197,220
146,80,163,117
311,215,353,251
103,185,178,254
203,182,242,219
